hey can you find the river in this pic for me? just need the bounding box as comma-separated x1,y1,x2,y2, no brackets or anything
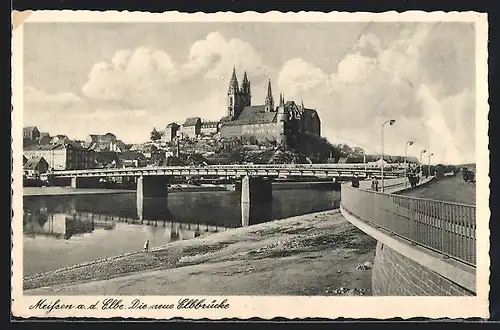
23,186,340,276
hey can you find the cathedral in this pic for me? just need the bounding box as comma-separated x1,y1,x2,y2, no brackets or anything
218,67,321,146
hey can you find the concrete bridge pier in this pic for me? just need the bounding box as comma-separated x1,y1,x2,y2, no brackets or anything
241,175,273,227
70,177,100,189
136,176,170,222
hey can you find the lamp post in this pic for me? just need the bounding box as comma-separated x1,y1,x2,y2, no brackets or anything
427,153,434,177
419,149,427,175
381,119,396,192
404,140,414,188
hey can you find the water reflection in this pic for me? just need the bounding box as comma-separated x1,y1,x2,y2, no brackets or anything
23,188,340,276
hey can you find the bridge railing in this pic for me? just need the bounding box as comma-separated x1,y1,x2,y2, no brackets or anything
341,185,476,266
51,163,407,176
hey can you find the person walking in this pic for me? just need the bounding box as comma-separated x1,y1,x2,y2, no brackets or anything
143,240,150,251
371,177,379,192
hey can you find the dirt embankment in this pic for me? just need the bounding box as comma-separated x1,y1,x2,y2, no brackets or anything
24,209,377,296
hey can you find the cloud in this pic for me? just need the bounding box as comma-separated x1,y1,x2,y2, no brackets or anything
356,33,383,58
82,32,271,110
416,86,475,164
26,32,273,142
82,47,179,108
277,23,475,164
187,32,271,80
25,85,83,107
24,85,88,131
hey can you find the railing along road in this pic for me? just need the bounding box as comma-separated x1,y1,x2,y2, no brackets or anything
341,185,476,266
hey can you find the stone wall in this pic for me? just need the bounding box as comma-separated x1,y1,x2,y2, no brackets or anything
372,242,474,296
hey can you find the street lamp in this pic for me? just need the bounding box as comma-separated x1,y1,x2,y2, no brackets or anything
381,119,396,192
419,149,427,175
404,140,414,188
427,153,434,177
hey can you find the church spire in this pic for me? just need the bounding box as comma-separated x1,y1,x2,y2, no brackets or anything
279,93,284,106
228,66,239,94
265,78,274,112
266,79,273,98
241,71,250,95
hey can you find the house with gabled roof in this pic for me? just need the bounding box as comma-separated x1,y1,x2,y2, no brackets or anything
23,155,49,178
161,122,180,142
23,126,40,140
182,117,202,139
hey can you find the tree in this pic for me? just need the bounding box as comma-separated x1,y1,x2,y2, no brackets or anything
339,144,353,156
150,128,162,141
352,146,365,157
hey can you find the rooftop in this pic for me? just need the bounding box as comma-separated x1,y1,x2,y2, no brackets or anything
222,105,277,126
166,122,180,129
184,117,202,126
23,126,39,133
24,156,47,170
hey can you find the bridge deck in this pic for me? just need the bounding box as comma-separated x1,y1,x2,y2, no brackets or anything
51,164,406,179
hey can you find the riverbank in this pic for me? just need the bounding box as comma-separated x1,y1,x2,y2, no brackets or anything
23,181,341,196
24,209,377,296
23,187,133,196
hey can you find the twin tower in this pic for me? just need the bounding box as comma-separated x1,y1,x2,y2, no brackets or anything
227,67,282,121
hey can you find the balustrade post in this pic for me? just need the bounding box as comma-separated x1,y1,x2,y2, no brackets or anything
409,198,416,245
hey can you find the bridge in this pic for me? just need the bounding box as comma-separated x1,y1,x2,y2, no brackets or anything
51,164,403,180
50,163,404,226
340,177,476,296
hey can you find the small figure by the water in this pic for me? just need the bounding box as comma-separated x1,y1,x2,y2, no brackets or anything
371,177,379,192
143,240,150,251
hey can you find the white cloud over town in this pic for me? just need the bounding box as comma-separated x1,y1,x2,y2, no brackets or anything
276,23,476,164
23,23,477,164
80,32,270,110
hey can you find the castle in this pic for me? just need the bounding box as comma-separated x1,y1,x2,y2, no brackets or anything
218,67,321,146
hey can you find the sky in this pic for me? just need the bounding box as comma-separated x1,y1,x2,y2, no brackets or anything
23,21,476,164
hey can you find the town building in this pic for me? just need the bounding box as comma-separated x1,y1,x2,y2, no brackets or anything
86,133,126,152
38,133,51,145
23,156,49,178
161,122,180,142
23,143,95,170
218,68,321,146
94,151,119,169
50,134,71,145
200,121,218,136
117,151,147,168
182,117,202,139
23,128,51,148
23,126,40,140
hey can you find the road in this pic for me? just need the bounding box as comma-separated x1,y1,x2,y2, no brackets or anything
397,176,476,205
